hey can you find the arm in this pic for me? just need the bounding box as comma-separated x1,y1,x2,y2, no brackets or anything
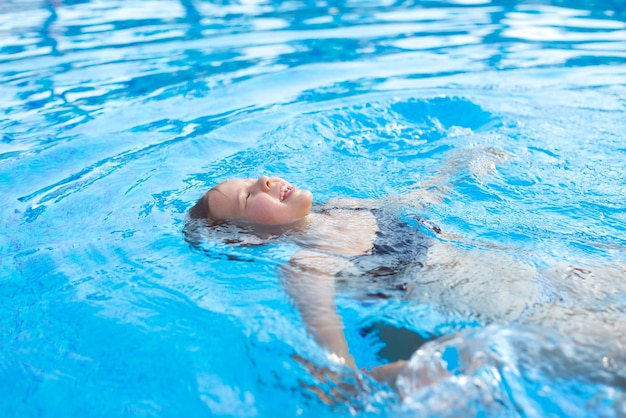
399,146,511,210
397,146,517,250
280,250,357,370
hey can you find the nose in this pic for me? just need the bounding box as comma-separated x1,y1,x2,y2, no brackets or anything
257,175,271,192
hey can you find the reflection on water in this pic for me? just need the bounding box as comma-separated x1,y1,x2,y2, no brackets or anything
1,0,625,416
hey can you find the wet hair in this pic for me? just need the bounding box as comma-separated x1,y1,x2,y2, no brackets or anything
188,189,213,220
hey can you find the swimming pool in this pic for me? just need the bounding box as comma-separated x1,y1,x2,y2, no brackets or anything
1,0,625,416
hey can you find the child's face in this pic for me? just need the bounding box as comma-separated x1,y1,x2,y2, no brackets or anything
208,176,312,225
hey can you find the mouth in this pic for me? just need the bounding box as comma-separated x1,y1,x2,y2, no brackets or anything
280,184,296,202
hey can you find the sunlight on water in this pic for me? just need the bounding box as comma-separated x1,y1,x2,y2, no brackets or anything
1,0,625,416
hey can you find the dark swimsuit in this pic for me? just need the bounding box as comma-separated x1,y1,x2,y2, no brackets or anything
317,206,440,298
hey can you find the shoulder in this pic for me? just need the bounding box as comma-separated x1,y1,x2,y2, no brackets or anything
288,249,358,276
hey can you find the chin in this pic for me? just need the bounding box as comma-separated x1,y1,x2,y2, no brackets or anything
299,193,313,215
299,189,313,205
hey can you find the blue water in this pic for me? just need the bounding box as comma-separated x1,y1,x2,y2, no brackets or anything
1,0,625,416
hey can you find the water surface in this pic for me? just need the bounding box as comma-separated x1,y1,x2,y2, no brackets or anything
1,0,626,416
